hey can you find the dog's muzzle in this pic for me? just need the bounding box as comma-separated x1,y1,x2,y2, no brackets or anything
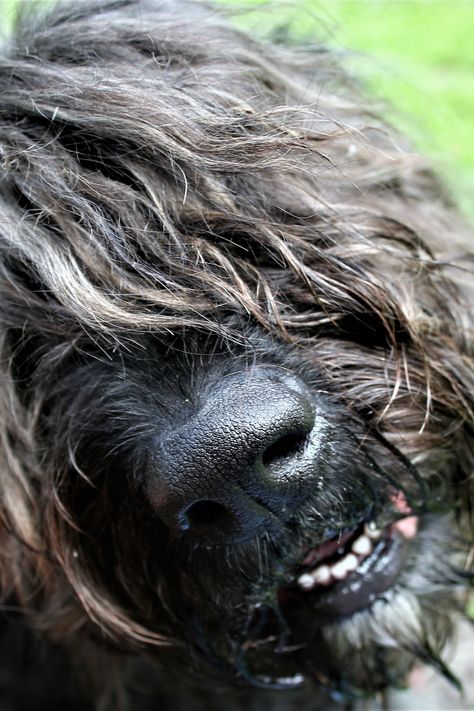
143,365,419,621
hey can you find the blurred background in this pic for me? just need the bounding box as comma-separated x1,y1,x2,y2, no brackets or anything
1,0,473,219
216,0,474,221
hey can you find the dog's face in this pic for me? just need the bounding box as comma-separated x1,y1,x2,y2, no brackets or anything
0,0,472,706
36,328,464,698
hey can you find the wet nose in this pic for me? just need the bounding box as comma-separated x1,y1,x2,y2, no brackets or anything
146,368,323,543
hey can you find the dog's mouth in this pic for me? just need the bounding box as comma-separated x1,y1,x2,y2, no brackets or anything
279,492,418,621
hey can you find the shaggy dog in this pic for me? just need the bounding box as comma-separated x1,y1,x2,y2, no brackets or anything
0,1,472,709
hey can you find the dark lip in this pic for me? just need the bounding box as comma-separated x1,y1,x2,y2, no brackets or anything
308,530,409,619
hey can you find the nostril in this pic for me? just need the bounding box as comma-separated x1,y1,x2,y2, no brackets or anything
262,432,308,466
185,500,232,529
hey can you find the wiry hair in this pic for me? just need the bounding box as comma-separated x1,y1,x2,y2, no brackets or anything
0,0,472,708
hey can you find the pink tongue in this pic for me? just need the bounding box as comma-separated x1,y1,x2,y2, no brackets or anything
391,491,418,539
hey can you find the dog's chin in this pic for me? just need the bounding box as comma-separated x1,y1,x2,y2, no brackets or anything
183,505,461,697
242,511,418,685
270,513,419,689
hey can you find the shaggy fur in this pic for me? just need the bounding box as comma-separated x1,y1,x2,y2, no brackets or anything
0,0,472,709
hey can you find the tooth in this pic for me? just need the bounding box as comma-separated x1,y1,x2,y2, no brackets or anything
351,534,373,556
365,522,382,540
343,553,359,571
297,573,317,590
311,565,332,585
331,553,358,580
331,559,348,580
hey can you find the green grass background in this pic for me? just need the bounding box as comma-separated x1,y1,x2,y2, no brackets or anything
1,0,474,220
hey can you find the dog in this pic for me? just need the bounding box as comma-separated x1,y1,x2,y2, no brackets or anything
0,1,472,709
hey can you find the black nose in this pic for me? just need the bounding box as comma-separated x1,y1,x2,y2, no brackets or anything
146,367,322,543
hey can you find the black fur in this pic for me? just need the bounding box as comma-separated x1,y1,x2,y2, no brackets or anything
0,1,472,709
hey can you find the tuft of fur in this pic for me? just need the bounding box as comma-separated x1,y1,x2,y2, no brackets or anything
0,1,472,709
